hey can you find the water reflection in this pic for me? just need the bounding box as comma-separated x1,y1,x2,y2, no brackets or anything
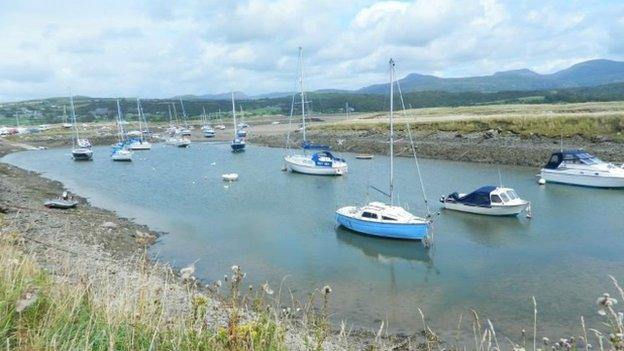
335,226,433,265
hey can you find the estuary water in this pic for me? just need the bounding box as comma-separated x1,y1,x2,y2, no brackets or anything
3,142,624,337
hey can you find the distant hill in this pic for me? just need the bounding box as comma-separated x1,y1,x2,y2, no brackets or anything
358,59,624,94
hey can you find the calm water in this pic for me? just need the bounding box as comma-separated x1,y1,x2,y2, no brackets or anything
3,143,624,337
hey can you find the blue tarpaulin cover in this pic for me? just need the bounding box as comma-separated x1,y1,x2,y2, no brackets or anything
455,185,496,206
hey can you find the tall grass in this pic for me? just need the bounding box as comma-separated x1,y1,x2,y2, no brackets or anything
0,233,288,350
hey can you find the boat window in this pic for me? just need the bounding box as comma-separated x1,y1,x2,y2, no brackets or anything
491,195,503,203
499,193,510,202
506,191,517,200
362,212,378,219
381,216,397,221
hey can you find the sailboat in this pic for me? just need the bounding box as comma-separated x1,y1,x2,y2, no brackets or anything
215,108,226,130
111,100,133,161
336,59,430,241
62,106,72,128
129,98,152,150
69,94,93,161
283,47,347,176
201,107,215,138
230,92,246,152
178,97,192,136
236,105,247,138
165,103,191,147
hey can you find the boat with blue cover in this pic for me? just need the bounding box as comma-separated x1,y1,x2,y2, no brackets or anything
283,47,347,175
230,92,246,152
336,59,430,241
440,186,529,216
540,149,624,188
111,100,133,162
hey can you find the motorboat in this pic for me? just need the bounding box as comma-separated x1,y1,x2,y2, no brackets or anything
440,186,530,216
336,59,430,241
540,150,624,188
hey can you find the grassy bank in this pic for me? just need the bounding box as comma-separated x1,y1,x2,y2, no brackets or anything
0,236,279,350
313,102,624,142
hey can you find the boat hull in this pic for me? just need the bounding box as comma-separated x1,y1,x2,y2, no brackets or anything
541,169,624,188
231,143,245,152
72,150,93,161
442,202,528,216
284,156,347,176
129,142,151,150
111,150,132,162
336,212,428,240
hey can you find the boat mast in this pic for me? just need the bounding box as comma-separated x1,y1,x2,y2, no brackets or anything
389,59,395,206
172,103,179,126
136,98,143,139
168,104,173,127
179,97,188,128
202,106,207,125
116,99,125,143
69,92,79,147
231,92,237,139
298,47,306,143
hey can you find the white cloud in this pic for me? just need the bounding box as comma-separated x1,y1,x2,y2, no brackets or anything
0,0,623,101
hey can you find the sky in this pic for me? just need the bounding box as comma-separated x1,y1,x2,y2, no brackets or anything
0,0,623,101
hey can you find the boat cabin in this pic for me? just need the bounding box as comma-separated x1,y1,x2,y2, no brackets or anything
446,186,521,207
544,150,602,169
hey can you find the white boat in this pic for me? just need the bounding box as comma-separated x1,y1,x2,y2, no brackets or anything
68,93,93,161
440,186,530,216
128,98,152,150
166,137,191,148
178,97,192,136
336,59,430,241
540,150,624,188
111,148,133,161
222,173,239,181
111,100,133,162
61,106,72,128
283,47,347,176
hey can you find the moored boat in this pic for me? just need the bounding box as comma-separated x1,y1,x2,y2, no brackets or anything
68,93,93,161
230,92,246,152
111,100,133,162
283,47,347,175
540,150,624,188
440,186,529,216
336,59,430,241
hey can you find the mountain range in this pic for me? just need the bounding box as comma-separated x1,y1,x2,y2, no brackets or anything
193,59,624,99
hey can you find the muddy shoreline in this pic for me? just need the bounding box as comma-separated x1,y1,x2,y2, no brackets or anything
250,129,624,167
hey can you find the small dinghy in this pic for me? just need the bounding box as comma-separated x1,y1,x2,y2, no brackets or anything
355,154,374,160
44,199,78,209
222,173,239,181
440,186,530,216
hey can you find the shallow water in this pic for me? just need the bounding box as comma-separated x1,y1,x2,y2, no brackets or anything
3,142,623,338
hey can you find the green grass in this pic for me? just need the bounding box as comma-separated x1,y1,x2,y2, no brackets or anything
0,234,288,350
